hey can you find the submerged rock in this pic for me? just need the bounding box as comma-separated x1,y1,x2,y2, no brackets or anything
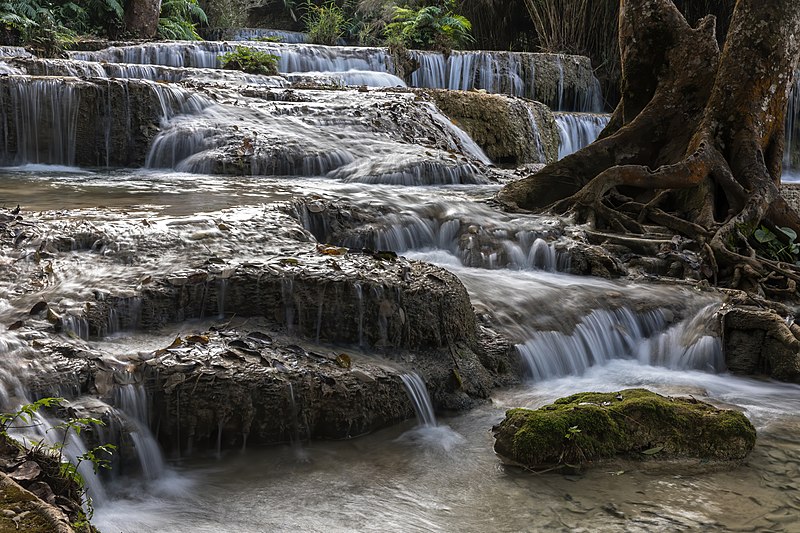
492,389,756,471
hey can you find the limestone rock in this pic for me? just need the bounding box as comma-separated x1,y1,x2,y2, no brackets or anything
722,306,800,382
423,89,560,165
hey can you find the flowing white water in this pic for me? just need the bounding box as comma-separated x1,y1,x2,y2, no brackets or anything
400,373,437,427
114,382,167,480
556,112,611,158
67,42,603,110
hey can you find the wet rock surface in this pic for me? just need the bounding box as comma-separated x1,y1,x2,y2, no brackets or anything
722,304,800,382
422,89,559,165
142,324,490,451
0,202,516,454
492,388,757,472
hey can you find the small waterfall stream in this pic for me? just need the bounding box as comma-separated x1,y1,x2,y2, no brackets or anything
400,373,437,427
555,112,610,158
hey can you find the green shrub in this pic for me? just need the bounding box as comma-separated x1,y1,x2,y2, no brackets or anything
303,0,345,46
384,2,473,51
220,46,280,75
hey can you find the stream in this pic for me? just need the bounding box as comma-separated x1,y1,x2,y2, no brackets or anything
1,36,800,532
0,168,798,532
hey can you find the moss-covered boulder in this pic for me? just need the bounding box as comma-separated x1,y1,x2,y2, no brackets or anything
423,89,559,165
492,389,756,471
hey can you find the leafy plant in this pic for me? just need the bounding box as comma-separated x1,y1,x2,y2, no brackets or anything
220,46,280,75
1,397,116,520
159,0,208,40
0,0,40,36
384,2,473,51
303,0,346,46
25,6,76,57
753,225,800,263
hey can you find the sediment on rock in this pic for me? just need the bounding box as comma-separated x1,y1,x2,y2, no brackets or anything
492,388,756,472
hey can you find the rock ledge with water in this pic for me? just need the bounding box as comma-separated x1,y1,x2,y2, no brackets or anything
492,389,756,472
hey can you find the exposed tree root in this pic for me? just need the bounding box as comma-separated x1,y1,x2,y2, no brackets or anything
498,0,800,300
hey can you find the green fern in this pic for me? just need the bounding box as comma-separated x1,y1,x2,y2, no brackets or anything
159,0,208,40
384,4,473,51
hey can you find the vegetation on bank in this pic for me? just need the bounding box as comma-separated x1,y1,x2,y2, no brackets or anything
492,389,757,471
220,45,279,75
0,0,208,53
0,398,115,532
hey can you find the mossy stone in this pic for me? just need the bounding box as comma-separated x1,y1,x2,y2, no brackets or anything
492,388,756,470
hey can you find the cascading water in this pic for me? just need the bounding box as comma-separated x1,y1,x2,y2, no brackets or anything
65,41,604,108
400,373,437,427
114,380,166,481
231,28,309,43
0,78,80,165
516,305,724,381
783,73,800,181
555,112,611,159
4,32,800,533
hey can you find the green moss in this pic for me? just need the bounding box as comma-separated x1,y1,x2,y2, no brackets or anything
0,483,57,533
494,389,757,469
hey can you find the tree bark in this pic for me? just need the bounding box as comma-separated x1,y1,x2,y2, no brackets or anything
125,0,163,39
498,0,800,297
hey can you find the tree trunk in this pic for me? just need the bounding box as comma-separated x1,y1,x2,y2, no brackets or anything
125,0,162,39
498,0,800,297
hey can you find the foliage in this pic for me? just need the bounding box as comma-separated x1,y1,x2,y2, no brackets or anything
303,0,345,46
0,0,124,47
158,0,208,40
0,0,40,35
1,397,116,518
384,1,473,51
753,226,800,264
200,0,264,30
220,46,279,75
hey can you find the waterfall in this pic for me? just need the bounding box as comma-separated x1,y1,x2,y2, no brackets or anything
114,381,167,481
0,75,212,167
312,209,567,272
556,112,611,159
0,331,110,504
0,78,80,166
408,50,603,111
400,373,437,427
784,73,800,179
231,28,309,43
64,42,603,110
517,305,724,381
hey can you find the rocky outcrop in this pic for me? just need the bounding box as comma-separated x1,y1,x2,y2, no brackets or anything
423,89,559,165
492,389,756,472
722,305,800,382
141,327,483,452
